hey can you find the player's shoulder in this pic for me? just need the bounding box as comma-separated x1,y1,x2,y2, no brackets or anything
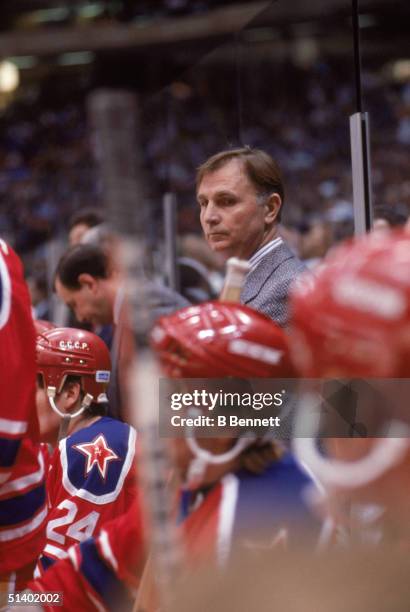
264,452,313,485
236,450,309,479
68,416,133,445
63,416,136,463
0,241,25,329
0,241,24,287
229,453,320,535
234,451,315,508
58,417,136,504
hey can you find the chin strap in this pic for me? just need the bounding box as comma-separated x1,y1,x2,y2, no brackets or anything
184,408,256,487
292,392,410,490
185,436,253,488
47,386,94,440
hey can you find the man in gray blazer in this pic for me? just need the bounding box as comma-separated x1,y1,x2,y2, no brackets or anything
197,147,305,327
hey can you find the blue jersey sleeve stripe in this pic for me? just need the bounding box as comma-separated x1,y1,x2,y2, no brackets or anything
38,555,56,573
0,437,21,467
79,539,131,607
0,483,46,526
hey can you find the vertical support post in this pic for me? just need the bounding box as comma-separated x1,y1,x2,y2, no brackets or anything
350,0,373,236
162,192,179,292
349,112,373,236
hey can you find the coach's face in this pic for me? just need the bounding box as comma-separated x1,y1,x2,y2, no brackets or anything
55,274,112,326
197,159,280,260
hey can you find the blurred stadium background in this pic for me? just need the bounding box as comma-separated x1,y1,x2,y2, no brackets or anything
0,0,409,311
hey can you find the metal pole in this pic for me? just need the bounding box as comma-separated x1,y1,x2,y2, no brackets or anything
162,192,179,292
350,112,373,235
352,0,363,114
349,0,373,235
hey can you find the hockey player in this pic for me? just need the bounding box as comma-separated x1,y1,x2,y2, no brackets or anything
34,327,137,578
151,302,321,560
0,242,48,593
33,320,59,445
290,230,410,541
28,303,321,610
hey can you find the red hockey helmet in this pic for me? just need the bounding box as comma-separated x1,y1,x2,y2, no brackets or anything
34,319,56,336
291,231,410,490
290,231,410,378
36,327,111,403
150,301,295,378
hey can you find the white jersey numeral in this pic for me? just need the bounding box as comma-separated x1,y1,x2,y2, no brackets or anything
67,509,100,542
47,499,100,546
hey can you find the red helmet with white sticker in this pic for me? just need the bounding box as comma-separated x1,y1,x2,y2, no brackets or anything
290,230,410,378
36,327,111,403
151,301,294,489
150,301,295,378
291,230,410,491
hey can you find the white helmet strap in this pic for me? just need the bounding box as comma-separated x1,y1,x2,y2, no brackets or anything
182,406,256,487
47,386,94,420
184,434,254,488
292,392,410,489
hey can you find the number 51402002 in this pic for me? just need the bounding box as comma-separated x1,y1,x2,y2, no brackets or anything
7,591,63,606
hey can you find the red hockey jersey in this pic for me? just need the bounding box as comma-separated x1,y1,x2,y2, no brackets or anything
36,416,137,576
0,241,47,574
30,499,143,611
30,454,322,610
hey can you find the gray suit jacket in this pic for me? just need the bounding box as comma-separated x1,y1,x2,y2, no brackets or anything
108,281,190,421
241,241,306,327
241,241,305,438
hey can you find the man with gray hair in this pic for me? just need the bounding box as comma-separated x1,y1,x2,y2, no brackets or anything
196,147,305,326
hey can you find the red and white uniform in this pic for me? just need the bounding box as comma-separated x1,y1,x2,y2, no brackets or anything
29,454,322,610
36,416,137,577
30,499,143,611
0,241,48,585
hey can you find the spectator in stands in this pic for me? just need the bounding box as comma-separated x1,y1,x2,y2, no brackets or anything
196,147,305,326
27,274,51,321
299,219,333,269
177,233,225,302
68,208,105,246
372,204,409,233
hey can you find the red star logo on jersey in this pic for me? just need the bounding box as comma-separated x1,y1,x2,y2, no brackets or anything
73,434,120,480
